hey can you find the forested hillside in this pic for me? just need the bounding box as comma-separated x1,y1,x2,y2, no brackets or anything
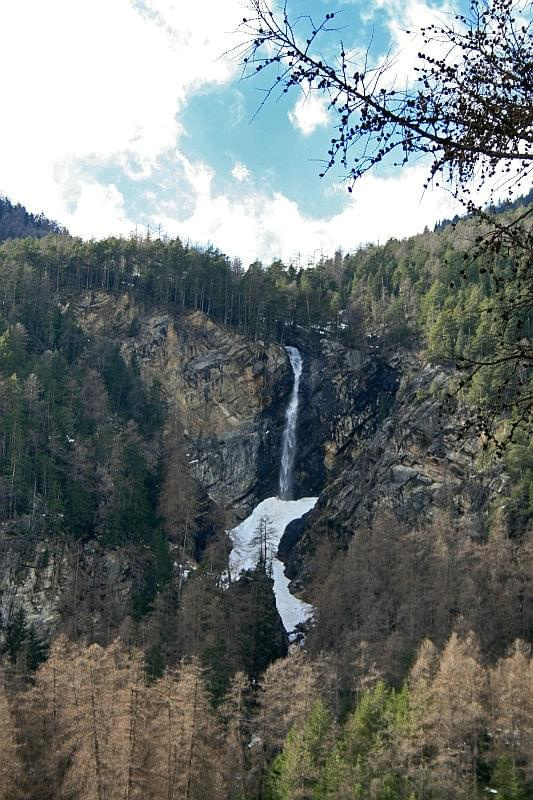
0,197,531,798
0,197,68,242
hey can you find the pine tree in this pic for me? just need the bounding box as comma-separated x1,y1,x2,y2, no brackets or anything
491,755,527,800
268,699,335,800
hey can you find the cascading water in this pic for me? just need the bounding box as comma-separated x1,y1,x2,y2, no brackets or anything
279,346,303,500
229,344,318,637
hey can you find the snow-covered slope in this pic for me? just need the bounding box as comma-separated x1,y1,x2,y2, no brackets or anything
229,496,318,636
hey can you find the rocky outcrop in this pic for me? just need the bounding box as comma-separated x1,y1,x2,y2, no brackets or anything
0,292,505,641
75,293,290,517
73,295,399,519
291,338,399,498
282,352,504,583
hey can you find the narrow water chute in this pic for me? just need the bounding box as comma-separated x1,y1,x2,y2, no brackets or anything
229,344,318,636
279,346,303,499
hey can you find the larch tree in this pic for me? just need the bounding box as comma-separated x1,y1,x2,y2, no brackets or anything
145,658,221,800
218,670,250,800
158,418,198,558
255,649,323,789
489,642,533,778
22,638,145,800
18,634,75,798
0,679,21,800
424,631,487,795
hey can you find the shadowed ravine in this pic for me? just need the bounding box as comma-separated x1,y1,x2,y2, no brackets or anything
229,346,317,637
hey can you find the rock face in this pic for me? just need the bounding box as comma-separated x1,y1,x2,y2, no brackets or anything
0,292,504,640
75,293,290,517
282,352,504,584
290,338,399,499
74,294,399,519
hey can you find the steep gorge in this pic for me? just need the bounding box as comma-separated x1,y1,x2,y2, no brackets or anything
0,287,516,651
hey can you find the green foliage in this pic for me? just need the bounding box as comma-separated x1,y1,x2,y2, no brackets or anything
144,642,166,681
2,608,48,671
505,430,533,535
131,529,173,619
491,756,527,800
106,440,155,547
269,684,417,800
267,699,334,800
232,565,287,681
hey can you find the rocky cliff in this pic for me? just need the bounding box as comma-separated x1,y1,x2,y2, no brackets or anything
73,293,400,518
75,292,289,517
281,350,505,588
0,292,506,641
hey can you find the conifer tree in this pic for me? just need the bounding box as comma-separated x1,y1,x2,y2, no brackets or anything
491,755,528,800
489,642,533,773
218,670,250,800
146,658,221,800
267,699,335,800
424,632,487,796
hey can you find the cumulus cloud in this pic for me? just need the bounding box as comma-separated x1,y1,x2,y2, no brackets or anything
0,0,470,265
152,157,459,266
0,0,244,232
288,85,330,136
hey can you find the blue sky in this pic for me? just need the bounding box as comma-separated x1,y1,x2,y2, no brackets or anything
0,0,469,265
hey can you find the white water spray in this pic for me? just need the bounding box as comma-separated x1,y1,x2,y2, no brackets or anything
279,346,303,500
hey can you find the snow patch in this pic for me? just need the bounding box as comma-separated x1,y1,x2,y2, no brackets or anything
229,495,318,635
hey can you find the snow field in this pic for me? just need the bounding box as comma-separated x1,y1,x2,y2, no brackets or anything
229,495,318,636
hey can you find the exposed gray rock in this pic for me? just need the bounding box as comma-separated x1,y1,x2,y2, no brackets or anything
281,352,504,583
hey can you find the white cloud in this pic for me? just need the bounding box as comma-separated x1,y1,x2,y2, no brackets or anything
0,0,244,232
232,162,251,182
288,85,330,136
152,156,459,266
376,0,456,88
68,182,133,240
0,0,483,268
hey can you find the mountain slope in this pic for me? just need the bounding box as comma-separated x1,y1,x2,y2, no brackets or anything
0,195,68,241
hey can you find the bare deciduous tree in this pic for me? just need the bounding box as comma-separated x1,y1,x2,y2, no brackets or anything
237,0,533,446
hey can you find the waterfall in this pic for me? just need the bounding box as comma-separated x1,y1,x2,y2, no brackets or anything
229,344,318,636
279,346,303,500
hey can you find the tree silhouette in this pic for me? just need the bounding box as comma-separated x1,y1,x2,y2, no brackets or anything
238,0,532,448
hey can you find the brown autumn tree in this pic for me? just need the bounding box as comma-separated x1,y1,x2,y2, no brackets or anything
158,418,198,554
218,670,250,799
253,648,326,794
17,635,75,798
0,679,21,800
145,657,222,800
19,637,146,800
489,641,533,779
424,632,488,796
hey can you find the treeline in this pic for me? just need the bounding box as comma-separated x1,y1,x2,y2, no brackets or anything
0,633,530,799
0,197,68,243
267,635,532,800
0,234,352,345
0,210,530,546
1,203,530,364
